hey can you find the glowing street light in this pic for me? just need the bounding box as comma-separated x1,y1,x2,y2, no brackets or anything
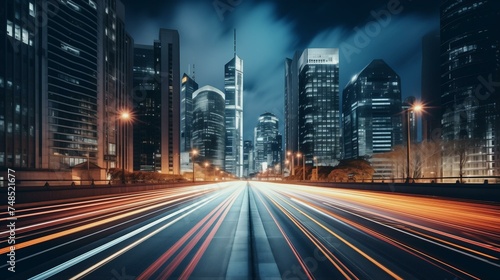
120,111,131,184
297,153,305,181
405,102,423,184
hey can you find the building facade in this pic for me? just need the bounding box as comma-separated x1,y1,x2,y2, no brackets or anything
343,59,403,179
191,85,225,168
1,0,38,171
440,0,500,181
224,50,243,177
154,28,180,174
1,0,134,184
180,72,198,153
243,140,254,177
132,45,159,171
297,48,341,166
284,53,300,155
101,0,134,176
253,112,281,173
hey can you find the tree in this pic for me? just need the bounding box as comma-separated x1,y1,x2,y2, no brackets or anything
328,158,374,182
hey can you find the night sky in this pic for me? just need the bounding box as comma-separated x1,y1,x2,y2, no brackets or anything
120,0,439,141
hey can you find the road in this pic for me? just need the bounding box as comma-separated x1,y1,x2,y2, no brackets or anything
1,181,499,279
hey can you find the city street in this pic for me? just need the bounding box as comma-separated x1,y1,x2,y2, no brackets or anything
1,182,499,279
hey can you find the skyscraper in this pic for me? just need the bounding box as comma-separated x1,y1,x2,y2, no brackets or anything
421,30,441,142
180,72,198,153
297,48,341,166
132,45,159,171
253,112,281,173
224,31,243,177
191,86,225,168
155,28,181,174
243,140,254,177
1,0,38,170
101,0,134,176
40,0,101,171
1,0,133,184
284,53,300,156
440,0,500,181
343,59,403,179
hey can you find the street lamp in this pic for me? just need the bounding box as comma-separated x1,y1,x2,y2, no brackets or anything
288,151,295,176
405,103,423,184
297,153,305,181
120,111,131,184
191,149,198,182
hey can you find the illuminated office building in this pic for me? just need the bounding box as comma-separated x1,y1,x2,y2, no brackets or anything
441,0,500,181
343,59,403,179
192,86,225,168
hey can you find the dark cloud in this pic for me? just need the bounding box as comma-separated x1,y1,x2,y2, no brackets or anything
121,0,439,141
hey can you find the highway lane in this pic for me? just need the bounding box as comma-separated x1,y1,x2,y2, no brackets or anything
1,181,499,279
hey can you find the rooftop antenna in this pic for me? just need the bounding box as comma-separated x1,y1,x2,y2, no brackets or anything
233,29,236,57
192,63,195,81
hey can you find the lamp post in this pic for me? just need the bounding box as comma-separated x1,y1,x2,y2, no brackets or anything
405,103,422,184
297,153,305,181
288,151,295,176
120,111,130,184
191,149,198,182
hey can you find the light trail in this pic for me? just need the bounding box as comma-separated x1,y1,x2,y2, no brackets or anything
29,192,222,280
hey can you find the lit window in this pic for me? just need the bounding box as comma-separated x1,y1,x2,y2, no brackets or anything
108,143,116,155
61,42,80,56
6,20,13,37
22,28,29,44
88,0,97,9
67,0,81,11
29,2,35,17
14,24,21,41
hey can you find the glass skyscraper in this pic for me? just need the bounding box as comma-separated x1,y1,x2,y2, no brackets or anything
192,86,225,168
224,46,243,177
284,53,300,155
155,28,181,174
41,0,100,170
343,59,403,179
180,73,198,153
1,0,38,169
441,0,500,181
297,48,341,166
132,45,159,171
1,0,133,183
253,112,281,173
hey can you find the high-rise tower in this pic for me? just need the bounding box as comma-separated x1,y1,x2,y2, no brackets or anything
191,86,226,168
180,72,198,153
224,30,243,177
343,59,403,179
253,112,281,173
298,48,341,166
440,0,500,181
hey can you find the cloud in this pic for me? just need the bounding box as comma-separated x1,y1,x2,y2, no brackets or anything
124,0,438,142
169,1,295,140
307,14,438,99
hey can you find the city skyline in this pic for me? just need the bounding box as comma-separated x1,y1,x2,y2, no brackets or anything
121,0,439,140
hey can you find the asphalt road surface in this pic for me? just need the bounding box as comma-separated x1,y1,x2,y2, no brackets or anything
1,181,499,279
